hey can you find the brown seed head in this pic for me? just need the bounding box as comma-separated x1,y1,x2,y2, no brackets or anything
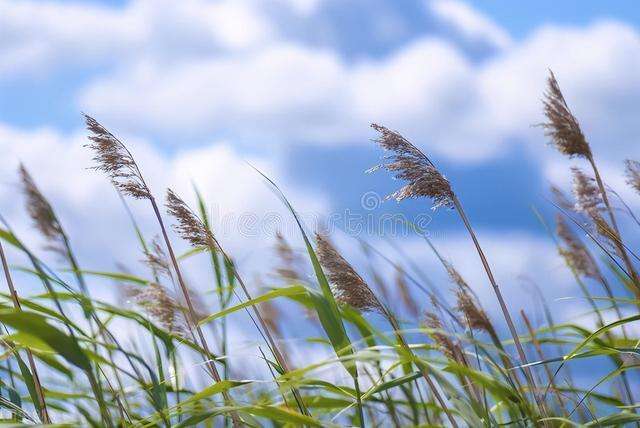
369,124,453,209
124,283,187,336
274,231,302,282
315,233,383,313
556,214,598,279
423,311,459,360
19,164,64,246
84,114,150,199
550,185,574,211
443,260,469,290
571,167,602,216
540,71,591,158
395,268,419,319
455,288,493,334
166,189,217,249
143,237,173,280
625,160,640,195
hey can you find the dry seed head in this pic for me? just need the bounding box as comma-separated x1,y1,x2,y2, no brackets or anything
423,311,459,360
625,160,640,195
442,260,470,290
540,71,591,158
260,299,283,338
84,114,151,199
315,233,383,314
455,288,493,334
19,164,64,245
369,124,453,209
555,214,598,279
572,167,602,216
395,268,419,319
143,237,173,280
274,231,302,282
166,189,217,249
550,185,575,212
124,283,187,336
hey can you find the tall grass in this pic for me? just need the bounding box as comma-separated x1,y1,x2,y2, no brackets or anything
0,71,638,426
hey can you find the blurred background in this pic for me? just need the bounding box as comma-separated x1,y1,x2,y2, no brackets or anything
1,0,640,372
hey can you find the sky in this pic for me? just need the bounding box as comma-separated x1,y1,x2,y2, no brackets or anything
1,0,640,348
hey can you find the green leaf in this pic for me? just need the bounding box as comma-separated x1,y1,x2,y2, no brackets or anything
198,285,306,326
0,310,91,371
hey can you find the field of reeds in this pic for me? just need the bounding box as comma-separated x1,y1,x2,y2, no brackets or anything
0,70,638,427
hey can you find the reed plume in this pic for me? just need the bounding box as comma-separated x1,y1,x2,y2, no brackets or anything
124,283,187,336
19,164,64,249
455,288,492,335
274,231,302,282
84,115,150,199
423,311,460,361
315,233,384,314
368,124,453,209
84,115,243,427
166,190,217,249
540,70,591,158
315,232,459,427
624,159,640,195
166,189,309,416
143,237,174,280
571,168,602,216
369,123,538,413
395,268,419,319
556,214,598,279
540,72,640,291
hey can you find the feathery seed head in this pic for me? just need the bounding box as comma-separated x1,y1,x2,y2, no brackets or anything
166,189,217,249
369,124,454,209
124,283,187,336
84,114,150,199
395,268,419,319
274,231,302,282
455,288,493,333
625,160,640,195
315,233,383,313
443,260,469,290
423,311,459,360
550,185,575,211
556,214,598,279
19,164,64,244
540,71,591,158
143,237,173,280
571,167,602,216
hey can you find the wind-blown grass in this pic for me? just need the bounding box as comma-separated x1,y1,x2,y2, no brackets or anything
0,71,638,426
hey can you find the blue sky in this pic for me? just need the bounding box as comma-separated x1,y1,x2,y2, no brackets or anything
1,0,640,330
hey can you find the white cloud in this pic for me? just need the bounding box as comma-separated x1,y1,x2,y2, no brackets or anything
428,0,512,50
0,122,328,289
0,0,276,78
76,19,640,165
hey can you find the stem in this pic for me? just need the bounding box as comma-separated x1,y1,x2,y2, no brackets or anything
588,155,640,294
384,310,459,428
451,196,546,422
0,241,50,424
353,373,366,427
149,196,242,427
520,310,569,416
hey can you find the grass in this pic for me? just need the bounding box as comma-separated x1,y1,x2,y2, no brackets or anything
0,71,638,426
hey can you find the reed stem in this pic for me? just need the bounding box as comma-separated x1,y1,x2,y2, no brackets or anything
0,241,50,424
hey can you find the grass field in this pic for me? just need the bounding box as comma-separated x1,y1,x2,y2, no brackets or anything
0,71,638,427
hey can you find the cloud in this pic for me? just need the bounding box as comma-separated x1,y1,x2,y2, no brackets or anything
77,19,640,167
428,0,512,50
0,0,276,78
0,121,328,288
